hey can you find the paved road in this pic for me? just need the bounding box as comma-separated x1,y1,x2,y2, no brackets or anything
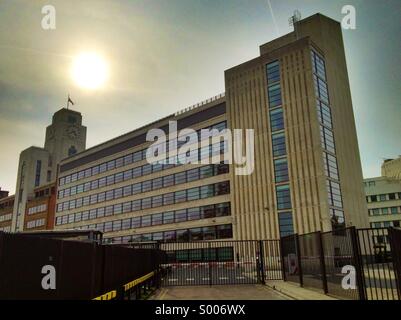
153,284,289,300
161,262,282,286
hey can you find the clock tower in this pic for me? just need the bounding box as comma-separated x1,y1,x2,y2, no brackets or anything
44,108,87,180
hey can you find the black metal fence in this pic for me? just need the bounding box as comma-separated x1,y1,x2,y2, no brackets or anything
0,232,164,300
132,240,282,286
281,227,401,300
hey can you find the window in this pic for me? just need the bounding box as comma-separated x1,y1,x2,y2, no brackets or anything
99,177,107,188
216,203,230,217
379,194,387,201
35,160,41,187
389,193,396,200
175,210,187,223
123,170,132,181
68,146,77,156
266,60,280,83
152,213,163,226
163,193,174,206
320,125,335,154
133,167,142,178
105,206,113,216
270,107,284,132
106,190,114,201
98,192,105,203
187,187,200,201
327,180,343,208
200,166,213,179
114,188,123,199
175,171,187,184
152,177,163,190
190,228,203,241
278,212,294,237
382,208,389,215
200,185,214,199
272,132,286,157
153,232,163,241
323,152,339,180
215,181,230,195
276,184,291,210
203,226,216,240
142,164,152,175
370,195,377,202
274,158,289,182
164,231,176,241
175,190,187,203
131,183,140,195
317,100,332,129
216,224,233,239
132,217,141,228
115,172,124,184
163,211,174,224
106,175,115,186
201,205,215,219
132,200,141,211
177,229,189,242
267,83,282,108
152,195,163,208
391,207,398,214
187,207,200,221
142,180,152,192
97,207,105,218
163,175,174,188
123,201,131,214
107,160,116,171
112,220,122,232
141,197,152,210
187,168,200,182
141,215,151,227
114,203,122,215
123,185,132,197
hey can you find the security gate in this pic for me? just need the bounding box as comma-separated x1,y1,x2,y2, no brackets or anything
159,240,282,286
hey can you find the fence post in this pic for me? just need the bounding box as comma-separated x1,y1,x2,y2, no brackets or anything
349,226,366,300
208,241,212,287
317,231,328,294
387,228,401,299
259,240,266,285
279,237,287,281
295,234,303,287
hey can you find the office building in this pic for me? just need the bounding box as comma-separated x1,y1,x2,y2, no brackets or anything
0,194,14,233
54,13,368,243
365,159,401,229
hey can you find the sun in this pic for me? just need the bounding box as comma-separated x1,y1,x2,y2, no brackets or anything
71,52,108,89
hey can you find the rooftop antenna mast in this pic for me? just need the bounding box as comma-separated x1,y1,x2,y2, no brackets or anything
289,10,302,40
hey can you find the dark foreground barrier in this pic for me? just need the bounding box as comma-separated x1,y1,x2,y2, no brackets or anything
0,232,164,300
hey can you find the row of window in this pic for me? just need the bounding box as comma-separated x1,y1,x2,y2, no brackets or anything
367,193,401,203
26,218,46,229
311,49,345,227
371,221,401,229
56,165,229,213
369,207,401,216
56,181,230,225
59,121,227,187
56,201,230,230
266,60,294,237
0,226,11,232
58,147,227,199
0,213,12,222
27,204,47,215
103,224,233,243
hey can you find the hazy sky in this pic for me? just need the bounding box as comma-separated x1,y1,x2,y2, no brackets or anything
0,0,400,194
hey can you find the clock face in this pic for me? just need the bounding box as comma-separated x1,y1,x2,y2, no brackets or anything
67,126,80,139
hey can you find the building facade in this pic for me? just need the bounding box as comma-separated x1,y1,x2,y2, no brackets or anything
54,13,368,243
23,183,57,231
11,108,86,232
365,159,401,229
0,194,14,233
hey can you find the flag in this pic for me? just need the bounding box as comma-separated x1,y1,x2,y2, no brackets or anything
68,95,74,106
